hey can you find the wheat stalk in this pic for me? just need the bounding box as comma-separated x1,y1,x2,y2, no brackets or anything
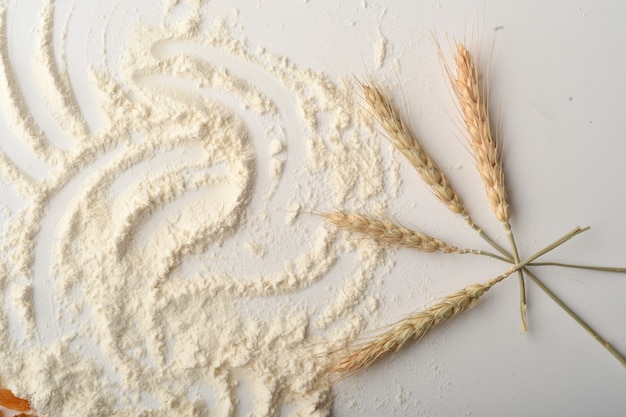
329,210,626,272
332,226,587,376
440,40,528,332
359,80,467,216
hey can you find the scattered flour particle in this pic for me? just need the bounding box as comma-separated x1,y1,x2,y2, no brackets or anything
269,139,284,156
269,158,285,179
285,202,301,225
365,295,378,314
374,24,388,69
396,385,407,404
246,240,267,258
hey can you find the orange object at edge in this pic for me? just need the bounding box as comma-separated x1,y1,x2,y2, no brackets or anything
0,388,31,412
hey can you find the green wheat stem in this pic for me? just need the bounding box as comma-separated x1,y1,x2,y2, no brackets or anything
469,223,626,367
523,268,626,368
526,262,626,273
460,249,626,274
504,221,527,333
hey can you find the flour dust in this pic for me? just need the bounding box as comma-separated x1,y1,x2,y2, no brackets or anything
0,1,393,416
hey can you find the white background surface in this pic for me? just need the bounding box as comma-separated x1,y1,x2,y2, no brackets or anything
1,1,626,416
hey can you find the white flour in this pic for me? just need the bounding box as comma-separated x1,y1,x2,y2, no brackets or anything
0,1,393,416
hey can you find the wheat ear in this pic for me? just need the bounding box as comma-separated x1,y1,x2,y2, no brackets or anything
360,80,467,216
333,282,489,375
332,226,587,376
324,211,509,260
323,212,459,253
450,43,509,223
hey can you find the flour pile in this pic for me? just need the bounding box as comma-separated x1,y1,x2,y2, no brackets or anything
0,1,391,416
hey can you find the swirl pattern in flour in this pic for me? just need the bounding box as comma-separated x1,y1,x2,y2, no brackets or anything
0,1,389,416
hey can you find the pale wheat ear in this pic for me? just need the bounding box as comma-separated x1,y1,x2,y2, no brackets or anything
437,39,509,223
322,211,460,253
323,211,516,261
332,282,491,376
357,78,468,216
455,42,510,222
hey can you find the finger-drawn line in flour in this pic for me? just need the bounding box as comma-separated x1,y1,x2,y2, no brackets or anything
36,0,90,141
0,7,62,166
